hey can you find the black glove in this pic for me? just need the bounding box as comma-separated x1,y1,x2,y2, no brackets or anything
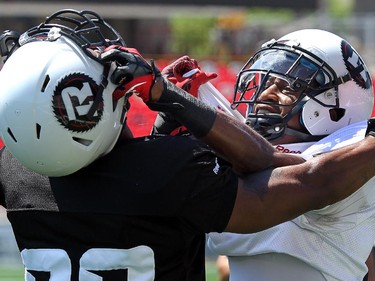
100,46,160,102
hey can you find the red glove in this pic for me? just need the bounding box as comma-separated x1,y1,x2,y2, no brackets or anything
161,56,199,83
161,56,217,97
100,45,160,102
176,70,217,97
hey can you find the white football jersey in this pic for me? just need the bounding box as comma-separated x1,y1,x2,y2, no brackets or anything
208,120,375,281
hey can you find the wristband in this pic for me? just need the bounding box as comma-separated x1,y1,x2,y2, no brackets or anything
151,78,216,138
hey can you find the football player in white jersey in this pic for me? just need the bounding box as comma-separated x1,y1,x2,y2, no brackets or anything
152,29,375,281
205,29,375,281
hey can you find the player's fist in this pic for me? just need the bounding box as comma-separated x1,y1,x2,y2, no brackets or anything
100,46,160,102
176,70,217,97
162,56,199,83
162,56,217,97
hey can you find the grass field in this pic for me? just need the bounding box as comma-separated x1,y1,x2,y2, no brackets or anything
0,265,23,281
206,260,219,281
0,261,219,281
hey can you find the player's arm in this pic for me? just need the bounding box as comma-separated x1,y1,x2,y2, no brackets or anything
225,133,375,233
100,47,303,173
365,247,375,281
151,66,304,173
100,47,375,233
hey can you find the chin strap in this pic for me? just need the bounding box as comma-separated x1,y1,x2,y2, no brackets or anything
284,127,326,142
248,116,325,142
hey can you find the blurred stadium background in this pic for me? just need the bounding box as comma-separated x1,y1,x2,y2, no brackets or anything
1,0,375,279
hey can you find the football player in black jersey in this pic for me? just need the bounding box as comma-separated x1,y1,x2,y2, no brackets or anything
1,9,375,281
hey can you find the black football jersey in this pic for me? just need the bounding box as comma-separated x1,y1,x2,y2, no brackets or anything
0,135,238,281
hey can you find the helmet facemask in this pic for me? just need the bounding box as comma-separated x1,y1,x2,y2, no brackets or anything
19,9,125,62
0,30,21,67
233,43,341,141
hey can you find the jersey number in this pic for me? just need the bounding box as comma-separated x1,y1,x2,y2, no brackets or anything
21,246,155,281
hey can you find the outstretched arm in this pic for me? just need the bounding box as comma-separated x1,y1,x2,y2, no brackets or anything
100,47,375,233
226,134,375,233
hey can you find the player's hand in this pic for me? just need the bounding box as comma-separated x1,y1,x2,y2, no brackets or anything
161,55,199,83
162,56,217,97
365,117,375,137
176,69,217,97
151,56,218,135
100,46,160,102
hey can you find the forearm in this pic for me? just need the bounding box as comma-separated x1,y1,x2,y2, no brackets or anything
302,135,375,207
150,78,303,172
273,134,375,214
226,135,375,233
202,110,304,172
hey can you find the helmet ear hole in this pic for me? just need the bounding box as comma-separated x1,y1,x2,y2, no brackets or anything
41,75,50,92
72,137,93,147
36,123,41,139
329,108,345,122
6,127,17,143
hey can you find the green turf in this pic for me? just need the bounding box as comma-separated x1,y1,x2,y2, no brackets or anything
0,265,24,281
206,260,219,281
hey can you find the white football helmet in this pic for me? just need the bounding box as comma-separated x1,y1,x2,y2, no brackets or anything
233,29,374,141
0,10,128,176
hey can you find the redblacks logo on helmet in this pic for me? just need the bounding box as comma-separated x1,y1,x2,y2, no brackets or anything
341,40,372,90
52,73,103,132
